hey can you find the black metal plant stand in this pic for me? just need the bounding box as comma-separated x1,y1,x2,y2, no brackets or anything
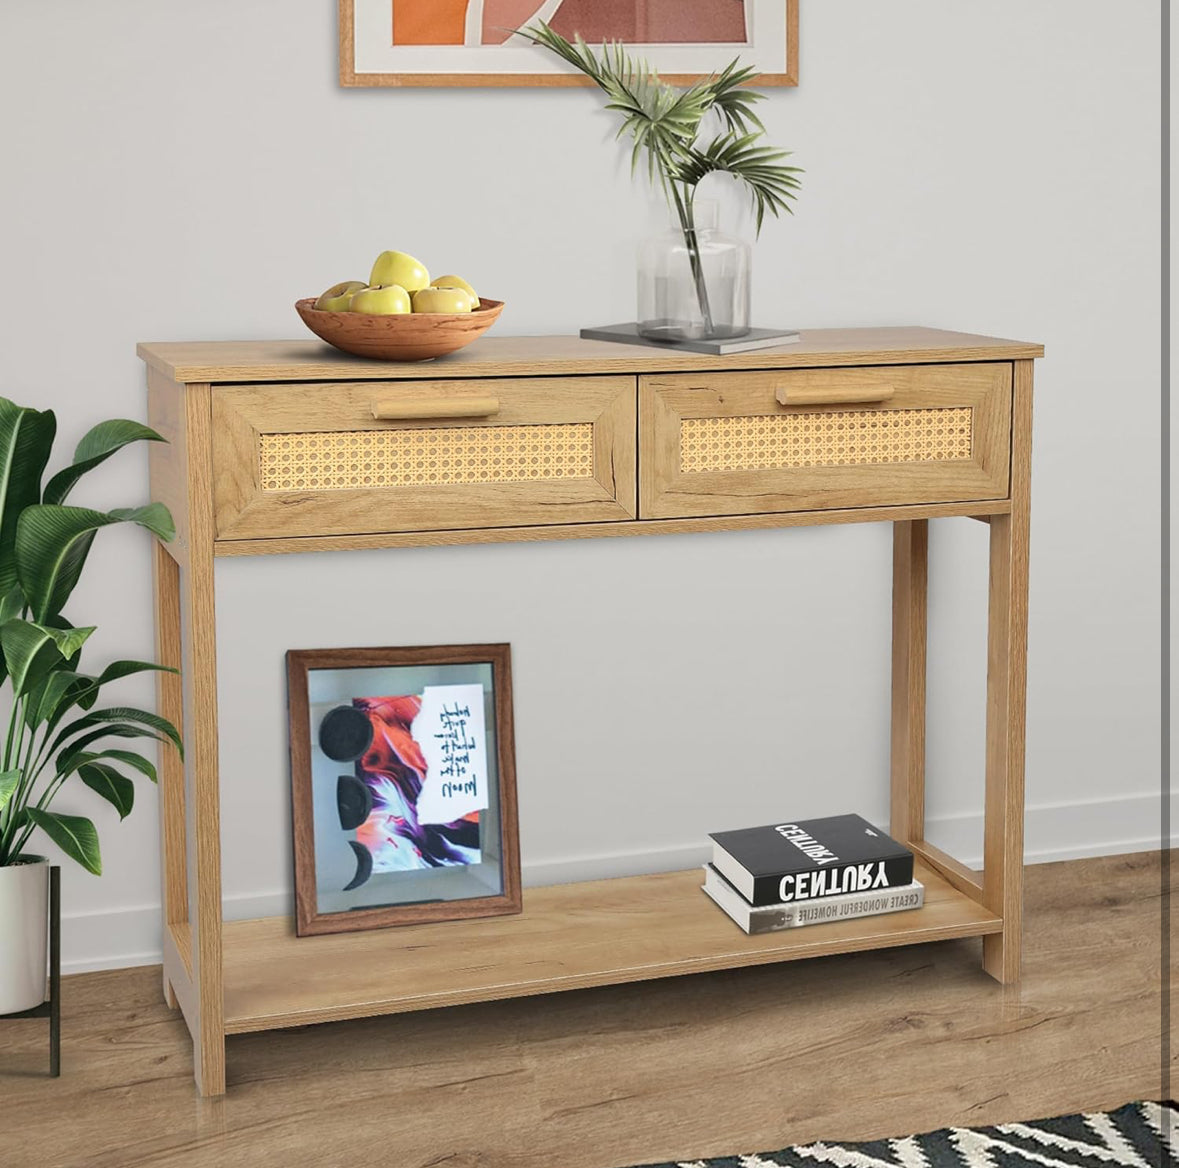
1,865,61,1076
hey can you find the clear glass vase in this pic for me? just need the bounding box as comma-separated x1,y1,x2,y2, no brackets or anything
637,200,751,342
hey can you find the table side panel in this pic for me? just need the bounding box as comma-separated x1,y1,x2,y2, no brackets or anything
147,367,192,561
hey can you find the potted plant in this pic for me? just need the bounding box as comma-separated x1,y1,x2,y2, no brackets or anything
0,397,180,1014
518,23,803,340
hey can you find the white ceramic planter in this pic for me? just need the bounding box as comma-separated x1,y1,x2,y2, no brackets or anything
0,856,49,1014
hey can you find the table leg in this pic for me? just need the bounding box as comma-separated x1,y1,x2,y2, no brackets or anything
982,362,1033,982
175,382,227,1095
154,540,186,1011
890,519,928,846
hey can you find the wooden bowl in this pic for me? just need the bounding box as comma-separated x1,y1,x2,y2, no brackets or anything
295,297,504,362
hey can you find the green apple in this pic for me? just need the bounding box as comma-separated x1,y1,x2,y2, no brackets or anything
315,280,366,312
349,284,412,314
370,251,430,293
411,286,473,314
430,275,479,309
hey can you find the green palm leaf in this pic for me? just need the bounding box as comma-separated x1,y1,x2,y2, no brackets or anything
25,808,101,874
78,761,135,820
53,705,182,761
0,398,56,598
0,770,19,813
679,133,803,232
706,60,765,136
42,420,165,506
24,668,89,730
517,22,802,251
74,659,178,711
54,724,171,767
64,748,157,784
15,503,175,624
0,619,95,698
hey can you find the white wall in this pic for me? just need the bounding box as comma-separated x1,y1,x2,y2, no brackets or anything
0,1,1164,972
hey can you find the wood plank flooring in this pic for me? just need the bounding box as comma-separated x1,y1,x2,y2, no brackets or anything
1,851,1172,1168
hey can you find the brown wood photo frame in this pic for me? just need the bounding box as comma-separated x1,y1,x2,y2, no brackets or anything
340,0,798,89
287,643,521,937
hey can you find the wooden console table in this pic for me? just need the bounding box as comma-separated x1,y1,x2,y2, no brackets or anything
138,327,1040,1095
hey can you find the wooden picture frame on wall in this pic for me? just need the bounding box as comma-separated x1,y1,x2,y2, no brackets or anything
287,643,521,937
340,0,798,88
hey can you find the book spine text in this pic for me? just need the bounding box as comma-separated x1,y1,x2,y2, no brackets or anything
749,855,913,906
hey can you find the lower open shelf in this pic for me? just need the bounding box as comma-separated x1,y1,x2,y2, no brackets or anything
221,858,1001,1034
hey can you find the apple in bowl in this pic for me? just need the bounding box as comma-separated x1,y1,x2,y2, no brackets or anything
411,286,473,314
350,284,412,315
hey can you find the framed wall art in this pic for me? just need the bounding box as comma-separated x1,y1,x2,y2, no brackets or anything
287,643,521,936
340,0,798,88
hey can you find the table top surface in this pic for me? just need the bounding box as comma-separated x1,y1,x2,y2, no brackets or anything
138,327,1044,385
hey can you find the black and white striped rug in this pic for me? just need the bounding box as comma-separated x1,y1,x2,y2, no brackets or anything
632,1101,1177,1168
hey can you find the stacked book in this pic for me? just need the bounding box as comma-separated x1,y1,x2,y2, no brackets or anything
703,814,924,934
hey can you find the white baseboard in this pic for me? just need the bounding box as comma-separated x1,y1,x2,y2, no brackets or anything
60,792,1175,974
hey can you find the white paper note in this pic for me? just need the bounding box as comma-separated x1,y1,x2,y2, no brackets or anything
413,684,489,825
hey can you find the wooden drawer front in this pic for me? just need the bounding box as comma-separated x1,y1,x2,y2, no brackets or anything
212,377,636,540
639,363,1011,519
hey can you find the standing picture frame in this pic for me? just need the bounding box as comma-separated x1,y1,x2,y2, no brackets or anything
340,0,799,88
287,643,521,937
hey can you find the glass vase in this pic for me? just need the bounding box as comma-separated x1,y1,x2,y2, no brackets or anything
637,201,751,342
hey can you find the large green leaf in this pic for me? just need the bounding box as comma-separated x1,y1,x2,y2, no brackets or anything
42,420,165,506
0,619,87,698
96,748,157,783
94,659,177,687
0,770,20,813
0,806,28,865
52,704,181,766
54,727,168,773
78,762,134,820
0,398,56,598
55,706,182,757
25,808,101,874
61,748,156,784
0,619,58,697
45,623,95,660
57,742,145,779
24,668,89,730
15,503,175,624
0,586,23,689
0,583,24,625
76,659,177,711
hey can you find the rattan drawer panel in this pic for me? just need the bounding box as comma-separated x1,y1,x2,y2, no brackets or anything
639,363,1011,519
212,377,636,540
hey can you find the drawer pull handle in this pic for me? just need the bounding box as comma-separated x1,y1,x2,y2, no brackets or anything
371,397,500,421
776,385,896,407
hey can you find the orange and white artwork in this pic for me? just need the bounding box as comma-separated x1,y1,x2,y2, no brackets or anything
341,0,797,87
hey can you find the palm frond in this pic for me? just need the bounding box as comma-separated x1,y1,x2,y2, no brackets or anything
679,133,804,233
514,22,605,84
703,59,766,136
517,22,801,235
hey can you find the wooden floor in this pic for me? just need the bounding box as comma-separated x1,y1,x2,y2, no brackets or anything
1,852,1173,1168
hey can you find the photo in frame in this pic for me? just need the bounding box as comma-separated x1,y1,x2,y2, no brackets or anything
287,644,521,936
340,0,798,88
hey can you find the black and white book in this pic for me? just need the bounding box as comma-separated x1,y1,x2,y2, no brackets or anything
702,864,925,934
709,814,913,907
